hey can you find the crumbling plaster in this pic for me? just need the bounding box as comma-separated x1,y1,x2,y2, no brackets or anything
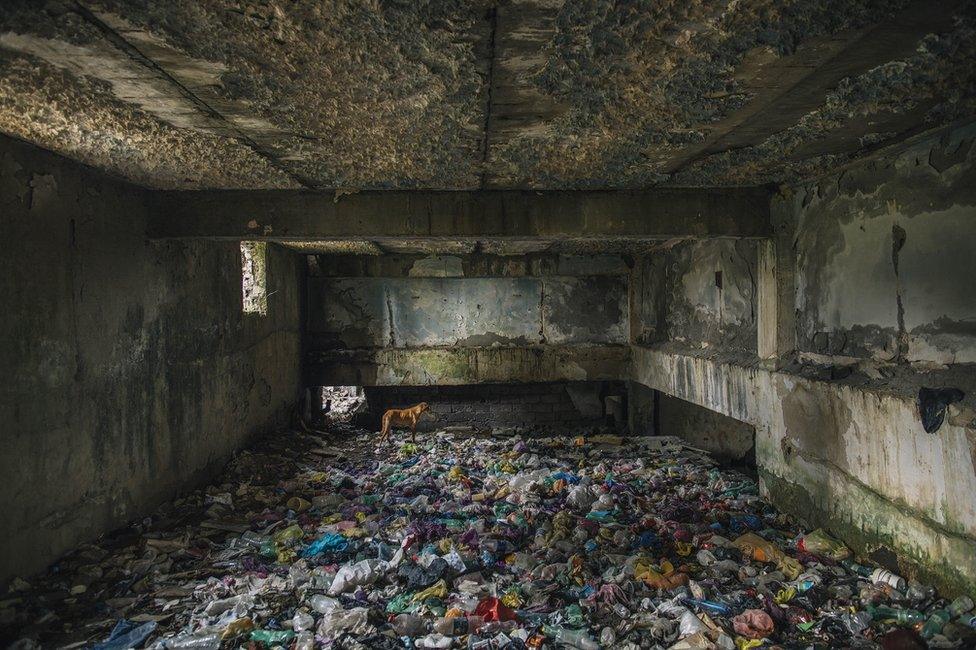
780,122,976,364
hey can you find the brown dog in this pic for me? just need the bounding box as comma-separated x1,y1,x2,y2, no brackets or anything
380,402,429,443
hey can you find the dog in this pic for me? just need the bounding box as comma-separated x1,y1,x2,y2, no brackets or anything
379,402,429,443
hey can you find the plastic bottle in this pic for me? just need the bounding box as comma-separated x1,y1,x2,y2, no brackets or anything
949,595,975,617
871,568,906,591
921,597,975,639
476,620,518,635
391,614,428,637
434,616,485,636
249,630,296,645
921,609,950,639
544,626,599,650
159,633,221,649
867,605,926,625
841,559,874,578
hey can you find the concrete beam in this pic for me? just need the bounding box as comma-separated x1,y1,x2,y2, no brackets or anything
146,188,772,240
306,345,630,387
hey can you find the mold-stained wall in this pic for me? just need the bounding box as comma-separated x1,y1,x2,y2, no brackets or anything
632,239,758,353
307,256,629,351
0,136,303,583
778,123,976,364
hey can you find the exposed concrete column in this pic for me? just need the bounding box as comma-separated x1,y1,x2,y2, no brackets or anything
757,239,777,360
771,190,799,362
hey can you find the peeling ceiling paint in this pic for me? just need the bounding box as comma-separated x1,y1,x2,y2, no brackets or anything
0,0,973,190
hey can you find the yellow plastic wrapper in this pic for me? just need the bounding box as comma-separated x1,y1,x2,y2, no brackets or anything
342,527,367,539
732,532,802,580
412,579,448,602
735,638,763,650
501,591,524,608
675,540,694,556
221,617,255,640
355,511,367,523
286,497,311,513
774,586,797,604
273,525,304,546
276,547,296,564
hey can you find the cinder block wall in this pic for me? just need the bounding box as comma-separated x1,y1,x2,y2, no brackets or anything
364,381,625,432
0,136,303,584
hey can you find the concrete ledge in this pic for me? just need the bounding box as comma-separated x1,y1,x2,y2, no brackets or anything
631,345,976,596
306,345,630,386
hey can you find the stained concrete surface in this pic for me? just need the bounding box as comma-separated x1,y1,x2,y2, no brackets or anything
632,345,976,597
783,122,976,364
0,135,303,583
658,393,756,465
307,273,628,350
1,1,974,189
631,239,758,353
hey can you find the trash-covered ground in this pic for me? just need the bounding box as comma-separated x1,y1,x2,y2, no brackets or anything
3,427,975,649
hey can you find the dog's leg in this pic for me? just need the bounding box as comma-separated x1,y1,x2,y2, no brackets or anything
411,420,417,444
380,415,390,443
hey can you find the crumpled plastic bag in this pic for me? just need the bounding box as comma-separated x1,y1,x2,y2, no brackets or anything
474,597,518,622
302,533,348,557
92,620,157,650
317,607,372,638
415,633,453,648
732,609,775,639
399,557,450,590
798,529,850,561
329,559,387,594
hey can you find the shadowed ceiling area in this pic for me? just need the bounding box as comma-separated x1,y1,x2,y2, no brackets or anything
1,0,974,191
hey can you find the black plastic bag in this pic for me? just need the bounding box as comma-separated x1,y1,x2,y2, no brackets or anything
917,387,965,433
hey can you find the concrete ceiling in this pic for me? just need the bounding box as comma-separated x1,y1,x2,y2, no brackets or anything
1,0,974,191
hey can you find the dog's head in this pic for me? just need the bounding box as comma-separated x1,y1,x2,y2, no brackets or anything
417,402,429,413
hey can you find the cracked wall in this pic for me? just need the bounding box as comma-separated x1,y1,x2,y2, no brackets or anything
0,135,303,583
779,122,976,364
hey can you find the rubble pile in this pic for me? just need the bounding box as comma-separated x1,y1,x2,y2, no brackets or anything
3,429,974,649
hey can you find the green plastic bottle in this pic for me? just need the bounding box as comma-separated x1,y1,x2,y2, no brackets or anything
921,596,975,639
250,629,296,645
867,605,926,625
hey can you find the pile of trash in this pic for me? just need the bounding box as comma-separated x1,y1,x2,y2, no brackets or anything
3,429,975,649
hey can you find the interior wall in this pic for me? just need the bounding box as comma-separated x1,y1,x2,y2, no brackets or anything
787,122,976,364
632,239,758,353
0,136,303,583
658,393,756,464
630,122,976,596
305,253,630,386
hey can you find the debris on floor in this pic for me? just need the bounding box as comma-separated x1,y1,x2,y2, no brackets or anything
3,429,975,649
